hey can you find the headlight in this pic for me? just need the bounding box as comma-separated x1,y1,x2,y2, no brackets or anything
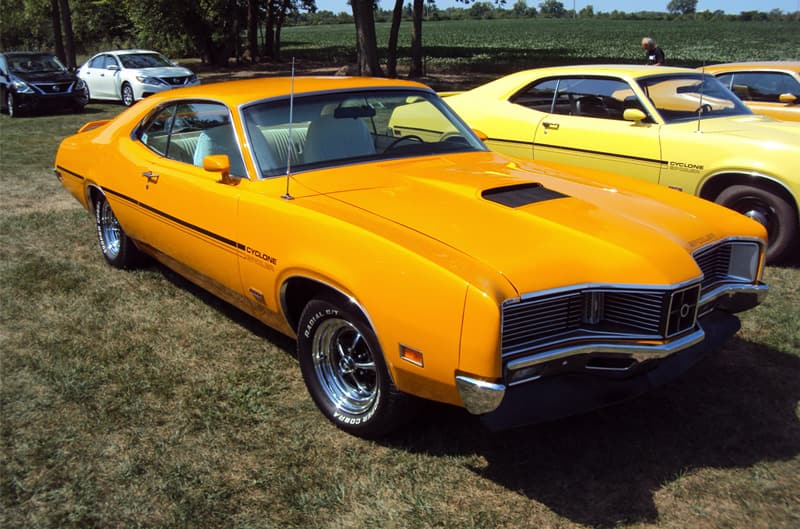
728,242,760,282
135,76,168,86
188,74,198,83
12,79,34,94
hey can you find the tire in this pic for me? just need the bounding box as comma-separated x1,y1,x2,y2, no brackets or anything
716,184,798,263
297,298,415,438
7,91,18,118
121,83,135,107
94,194,141,268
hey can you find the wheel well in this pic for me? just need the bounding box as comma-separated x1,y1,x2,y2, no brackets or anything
700,172,798,218
281,277,359,334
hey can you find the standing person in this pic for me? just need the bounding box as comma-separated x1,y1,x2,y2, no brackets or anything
641,37,665,66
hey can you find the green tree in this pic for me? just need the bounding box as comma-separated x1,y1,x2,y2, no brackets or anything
667,0,697,15
539,0,566,18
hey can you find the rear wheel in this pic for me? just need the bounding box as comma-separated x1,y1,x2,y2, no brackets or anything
297,298,415,438
717,184,797,263
121,83,134,107
94,194,141,268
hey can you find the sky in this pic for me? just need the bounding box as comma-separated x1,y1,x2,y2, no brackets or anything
313,0,800,14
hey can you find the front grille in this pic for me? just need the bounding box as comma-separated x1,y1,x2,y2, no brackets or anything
694,243,733,293
165,76,190,85
501,284,700,357
33,82,72,93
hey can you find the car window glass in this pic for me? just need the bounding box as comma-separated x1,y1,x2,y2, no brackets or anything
119,53,171,69
140,101,246,177
638,74,751,123
88,55,104,68
242,90,484,178
550,77,636,120
509,79,559,112
723,72,800,102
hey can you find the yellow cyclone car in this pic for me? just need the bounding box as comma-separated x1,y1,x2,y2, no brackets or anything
442,65,800,263
55,77,768,437
703,61,800,122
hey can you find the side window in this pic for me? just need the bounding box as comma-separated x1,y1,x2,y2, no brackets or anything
553,77,636,120
88,55,105,69
103,55,119,69
726,72,800,102
139,102,246,178
510,79,559,112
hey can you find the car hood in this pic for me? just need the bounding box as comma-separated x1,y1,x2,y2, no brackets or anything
11,70,76,83
295,152,757,295
126,66,193,78
688,115,800,142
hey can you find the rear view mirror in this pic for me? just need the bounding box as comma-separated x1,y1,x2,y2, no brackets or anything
107,64,119,71
623,108,647,122
203,154,236,184
779,93,797,105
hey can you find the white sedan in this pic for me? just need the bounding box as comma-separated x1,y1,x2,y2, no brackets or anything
78,49,199,106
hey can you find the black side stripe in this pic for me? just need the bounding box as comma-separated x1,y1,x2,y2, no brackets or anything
102,187,245,251
56,165,85,180
485,138,666,166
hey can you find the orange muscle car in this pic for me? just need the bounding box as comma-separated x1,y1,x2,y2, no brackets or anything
55,77,768,437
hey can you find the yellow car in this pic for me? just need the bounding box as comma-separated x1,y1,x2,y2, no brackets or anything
442,65,800,262
702,61,800,122
55,77,767,437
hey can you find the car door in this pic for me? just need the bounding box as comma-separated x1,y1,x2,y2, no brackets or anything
530,76,663,183
130,101,248,294
715,71,800,121
83,54,118,99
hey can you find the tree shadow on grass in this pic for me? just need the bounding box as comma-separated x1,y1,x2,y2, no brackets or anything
384,337,800,527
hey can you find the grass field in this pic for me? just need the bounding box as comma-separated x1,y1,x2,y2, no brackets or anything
281,18,800,71
1,46,800,528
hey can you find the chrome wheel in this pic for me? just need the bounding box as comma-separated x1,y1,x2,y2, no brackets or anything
121,84,134,106
7,92,16,117
311,318,378,416
97,198,121,260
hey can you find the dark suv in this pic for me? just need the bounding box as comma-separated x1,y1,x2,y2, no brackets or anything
0,51,88,117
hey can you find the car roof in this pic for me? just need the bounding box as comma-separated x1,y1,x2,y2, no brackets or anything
143,76,434,109
519,64,700,78
702,61,800,73
4,51,56,57
91,49,162,57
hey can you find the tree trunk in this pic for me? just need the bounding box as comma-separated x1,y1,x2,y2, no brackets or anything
265,0,276,60
408,0,423,78
351,0,383,77
247,0,259,63
50,0,65,65
387,0,403,78
57,0,76,68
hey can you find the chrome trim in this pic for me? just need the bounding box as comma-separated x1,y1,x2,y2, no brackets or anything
455,375,506,415
699,282,768,310
701,171,798,210
692,235,765,258
505,328,706,378
504,277,702,306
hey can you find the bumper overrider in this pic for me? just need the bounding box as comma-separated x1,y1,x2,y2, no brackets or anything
456,282,767,431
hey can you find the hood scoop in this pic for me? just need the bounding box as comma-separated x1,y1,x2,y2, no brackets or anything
482,183,568,208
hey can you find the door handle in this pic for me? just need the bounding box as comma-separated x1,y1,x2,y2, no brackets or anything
142,171,159,183
542,122,560,130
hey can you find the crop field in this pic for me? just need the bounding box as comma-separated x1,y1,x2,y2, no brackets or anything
2,39,800,528
282,18,800,72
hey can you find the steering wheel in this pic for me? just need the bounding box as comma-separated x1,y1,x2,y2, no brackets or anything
385,135,424,151
695,103,713,114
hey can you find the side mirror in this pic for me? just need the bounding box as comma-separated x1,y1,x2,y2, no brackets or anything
472,128,488,141
623,108,648,122
779,93,797,105
107,64,119,71
202,154,236,184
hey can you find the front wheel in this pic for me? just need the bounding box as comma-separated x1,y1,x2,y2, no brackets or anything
297,298,414,438
7,91,19,117
716,184,798,263
94,194,141,268
121,83,135,107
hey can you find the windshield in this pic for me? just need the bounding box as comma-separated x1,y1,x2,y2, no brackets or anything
638,73,752,123
242,90,486,178
118,53,172,69
7,53,66,73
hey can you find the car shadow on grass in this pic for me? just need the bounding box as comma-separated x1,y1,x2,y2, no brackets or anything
384,337,800,527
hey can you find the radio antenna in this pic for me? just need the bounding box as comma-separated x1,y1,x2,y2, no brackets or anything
282,58,296,200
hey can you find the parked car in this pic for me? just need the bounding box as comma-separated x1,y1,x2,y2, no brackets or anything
703,61,800,121
55,77,767,437
0,51,88,117
441,65,800,262
77,49,199,106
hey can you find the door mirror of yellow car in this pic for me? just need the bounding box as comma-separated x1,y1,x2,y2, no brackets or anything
202,154,236,184
623,108,648,122
779,93,797,105
472,128,488,141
